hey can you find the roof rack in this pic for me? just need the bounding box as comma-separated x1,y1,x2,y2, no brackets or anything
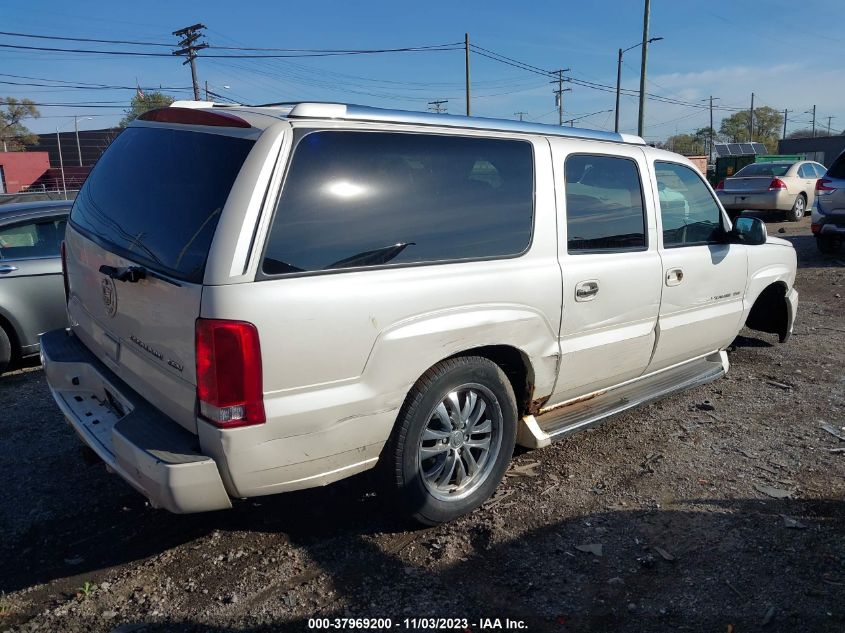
262,102,644,145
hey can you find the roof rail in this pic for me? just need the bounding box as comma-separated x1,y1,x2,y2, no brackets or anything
283,102,644,145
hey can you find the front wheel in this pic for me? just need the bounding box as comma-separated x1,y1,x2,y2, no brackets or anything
384,356,517,525
787,195,806,221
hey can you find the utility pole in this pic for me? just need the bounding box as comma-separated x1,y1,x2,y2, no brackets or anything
827,116,835,136
782,108,789,140
615,48,623,132
749,92,754,141
551,68,571,127
427,100,448,114
464,33,471,116
205,80,209,101
811,105,816,137
708,96,718,162
172,23,208,100
637,0,651,137
514,112,527,122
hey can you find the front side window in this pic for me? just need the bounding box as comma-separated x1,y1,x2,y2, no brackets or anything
0,217,66,261
261,131,534,274
656,161,724,247
564,154,646,253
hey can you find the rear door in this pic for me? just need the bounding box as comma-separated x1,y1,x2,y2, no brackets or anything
547,140,662,403
65,123,257,432
797,163,818,207
0,214,67,351
648,160,747,370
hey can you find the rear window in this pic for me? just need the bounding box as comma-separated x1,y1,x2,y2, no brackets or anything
828,153,845,179
261,131,534,274
70,127,254,283
734,163,791,177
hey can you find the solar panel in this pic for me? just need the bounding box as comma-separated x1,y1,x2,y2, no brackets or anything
714,143,730,157
751,143,768,154
740,143,755,154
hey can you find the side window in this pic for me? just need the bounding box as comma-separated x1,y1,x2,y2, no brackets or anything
798,164,814,178
564,154,646,253
0,218,67,261
655,161,724,248
814,163,827,178
262,131,534,274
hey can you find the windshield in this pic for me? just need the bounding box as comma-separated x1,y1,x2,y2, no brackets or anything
734,163,791,177
70,127,254,283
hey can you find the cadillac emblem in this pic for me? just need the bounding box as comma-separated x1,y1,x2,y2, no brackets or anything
101,276,117,317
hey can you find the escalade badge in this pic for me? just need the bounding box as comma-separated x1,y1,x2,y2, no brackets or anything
101,276,117,317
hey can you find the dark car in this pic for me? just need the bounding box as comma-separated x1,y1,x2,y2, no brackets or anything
0,200,72,372
812,150,845,253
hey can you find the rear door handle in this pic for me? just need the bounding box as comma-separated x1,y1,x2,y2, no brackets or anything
0,265,18,274
575,280,599,301
666,268,684,286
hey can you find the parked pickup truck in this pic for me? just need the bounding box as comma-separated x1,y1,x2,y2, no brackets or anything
40,102,798,525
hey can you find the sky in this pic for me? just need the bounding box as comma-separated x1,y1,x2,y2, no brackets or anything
2,0,843,142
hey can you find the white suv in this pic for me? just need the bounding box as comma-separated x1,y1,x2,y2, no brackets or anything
40,102,798,525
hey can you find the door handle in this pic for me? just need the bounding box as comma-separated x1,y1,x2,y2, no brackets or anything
0,265,18,274
575,280,599,301
666,268,684,286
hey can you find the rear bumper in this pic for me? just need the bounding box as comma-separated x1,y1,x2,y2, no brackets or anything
717,189,794,211
40,328,232,513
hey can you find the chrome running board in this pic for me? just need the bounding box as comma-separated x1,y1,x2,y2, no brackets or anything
516,351,728,449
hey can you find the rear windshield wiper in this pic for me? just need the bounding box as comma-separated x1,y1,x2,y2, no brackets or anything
326,242,415,270
98,264,180,286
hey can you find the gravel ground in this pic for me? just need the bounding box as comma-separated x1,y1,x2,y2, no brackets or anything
0,215,843,633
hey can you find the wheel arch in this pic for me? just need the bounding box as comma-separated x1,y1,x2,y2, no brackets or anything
0,308,22,363
745,280,791,342
448,344,538,416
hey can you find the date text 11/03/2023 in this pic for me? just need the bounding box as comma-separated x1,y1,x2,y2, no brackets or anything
307,617,529,630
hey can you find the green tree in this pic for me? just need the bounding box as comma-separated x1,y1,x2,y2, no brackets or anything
119,91,175,127
0,97,40,151
718,106,783,152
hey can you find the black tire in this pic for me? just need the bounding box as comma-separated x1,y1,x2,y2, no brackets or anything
817,235,840,254
384,356,517,525
787,194,806,221
0,326,11,375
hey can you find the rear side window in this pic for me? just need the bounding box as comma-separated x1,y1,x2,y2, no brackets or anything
70,127,254,283
564,154,646,253
656,161,724,247
814,163,827,178
261,131,534,274
798,164,815,178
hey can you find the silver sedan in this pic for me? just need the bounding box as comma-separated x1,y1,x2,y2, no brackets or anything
0,200,72,373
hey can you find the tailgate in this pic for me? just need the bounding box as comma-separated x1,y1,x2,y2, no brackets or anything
64,124,256,433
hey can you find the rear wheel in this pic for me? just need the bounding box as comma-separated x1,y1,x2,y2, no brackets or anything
0,326,11,375
384,356,517,525
787,194,806,221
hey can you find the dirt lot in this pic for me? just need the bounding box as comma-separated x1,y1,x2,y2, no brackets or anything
1,215,843,633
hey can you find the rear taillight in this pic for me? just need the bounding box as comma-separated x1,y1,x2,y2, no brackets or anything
811,223,821,234
60,241,69,303
816,178,836,195
768,178,787,190
195,319,265,428
715,180,725,191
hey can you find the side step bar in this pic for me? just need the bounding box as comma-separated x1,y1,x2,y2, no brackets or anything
516,351,728,449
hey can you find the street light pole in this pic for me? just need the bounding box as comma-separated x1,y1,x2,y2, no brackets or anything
74,116,82,167
615,37,662,134
55,127,67,200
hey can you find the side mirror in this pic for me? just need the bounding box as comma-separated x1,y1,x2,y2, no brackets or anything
731,217,767,245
